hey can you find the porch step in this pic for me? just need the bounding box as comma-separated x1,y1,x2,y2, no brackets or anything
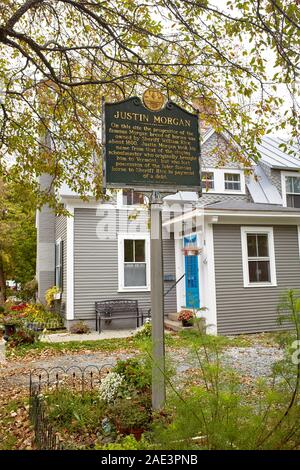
167,312,179,322
164,318,193,333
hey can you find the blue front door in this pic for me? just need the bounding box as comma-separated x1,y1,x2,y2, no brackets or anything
184,235,200,309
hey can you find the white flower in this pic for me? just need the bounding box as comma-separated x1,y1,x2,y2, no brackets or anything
98,372,124,403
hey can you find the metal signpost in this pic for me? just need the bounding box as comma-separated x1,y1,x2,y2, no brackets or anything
103,90,201,409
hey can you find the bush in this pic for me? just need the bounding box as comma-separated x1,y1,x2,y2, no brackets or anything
96,434,153,450
23,303,63,329
70,321,90,334
7,326,38,348
135,321,152,339
113,358,151,392
107,392,152,436
18,278,37,302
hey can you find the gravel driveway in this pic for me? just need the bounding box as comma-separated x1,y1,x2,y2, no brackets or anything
0,343,284,392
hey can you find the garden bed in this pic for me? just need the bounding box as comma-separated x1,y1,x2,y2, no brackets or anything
29,358,154,449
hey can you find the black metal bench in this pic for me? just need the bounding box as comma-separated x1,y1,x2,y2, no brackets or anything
95,299,148,333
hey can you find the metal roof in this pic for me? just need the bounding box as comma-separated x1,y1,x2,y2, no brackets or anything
257,136,300,169
204,200,300,213
246,165,282,205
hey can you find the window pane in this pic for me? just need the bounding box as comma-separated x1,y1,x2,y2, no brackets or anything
124,240,134,262
132,192,144,205
135,240,145,262
122,190,132,205
225,173,239,182
293,177,300,194
124,263,146,286
248,260,270,283
55,243,60,267
55,266,61,288
257,235,269,257
287,194,300,208
247,235,257,257
286,177,293,193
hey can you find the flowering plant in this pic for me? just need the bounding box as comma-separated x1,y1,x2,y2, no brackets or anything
10,303,28,312
0,311,27,325
45,286,61,308
98,372,124,403
178,309,195,322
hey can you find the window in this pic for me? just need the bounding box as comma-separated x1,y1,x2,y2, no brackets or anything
201,172,214,190
122,190,145,206
285,176,300,208
118,235,150,290
224,173,241,191
55,240,63,289
241,227,277,287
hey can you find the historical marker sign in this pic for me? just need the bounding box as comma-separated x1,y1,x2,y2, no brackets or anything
103,96,201,192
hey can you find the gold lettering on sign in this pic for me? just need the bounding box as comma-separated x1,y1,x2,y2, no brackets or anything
153,116,191,127
107,105,199,186
113,111,149,122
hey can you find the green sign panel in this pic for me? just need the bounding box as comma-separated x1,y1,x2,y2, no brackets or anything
103,97,201,192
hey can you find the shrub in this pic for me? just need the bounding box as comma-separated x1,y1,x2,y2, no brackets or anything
23,303,63,329
70,321,90,334
113,358,151,392
18,278,37,302
96,434,154,450
7,326,38,347
135,321,152,339
107,392,152,435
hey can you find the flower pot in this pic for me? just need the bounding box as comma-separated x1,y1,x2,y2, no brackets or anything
116,424,144,440
182,319,193,327
4,323,16,341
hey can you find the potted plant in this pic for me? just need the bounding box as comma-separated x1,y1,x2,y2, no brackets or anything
178,309,195,327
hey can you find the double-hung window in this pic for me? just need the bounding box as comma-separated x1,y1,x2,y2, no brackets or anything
119,235,150,291
201,172,214,191
285,176,300,208
55,239,63,290
224,173,241,191
241,227,277,287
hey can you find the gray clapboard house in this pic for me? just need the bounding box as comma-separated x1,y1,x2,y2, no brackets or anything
36,130,300,335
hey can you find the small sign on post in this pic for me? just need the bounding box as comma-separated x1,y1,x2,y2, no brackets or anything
103,91,201,410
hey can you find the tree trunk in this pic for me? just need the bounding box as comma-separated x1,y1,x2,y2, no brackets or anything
0,253,6,306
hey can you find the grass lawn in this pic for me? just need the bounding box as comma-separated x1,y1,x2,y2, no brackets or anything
5,328,294,359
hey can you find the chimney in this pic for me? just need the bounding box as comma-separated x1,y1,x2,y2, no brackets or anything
193,97,216,135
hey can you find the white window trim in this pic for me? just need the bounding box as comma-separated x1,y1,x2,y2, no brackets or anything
118,233,150,292
201,168,246,195
241,226,277,288
116,189,147,210
281,171,300,207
